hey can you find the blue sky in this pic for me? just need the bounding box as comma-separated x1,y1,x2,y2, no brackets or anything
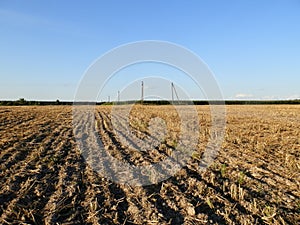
0,0,299,101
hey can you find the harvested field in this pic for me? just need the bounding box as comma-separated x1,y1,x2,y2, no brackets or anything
0,105,299,224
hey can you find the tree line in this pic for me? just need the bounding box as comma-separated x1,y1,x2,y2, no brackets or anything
0,98,299,106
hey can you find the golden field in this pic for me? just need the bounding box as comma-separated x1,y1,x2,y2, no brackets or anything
0,105,299,224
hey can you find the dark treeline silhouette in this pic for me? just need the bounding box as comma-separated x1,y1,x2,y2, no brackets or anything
0,99,71,106
0,98,299,106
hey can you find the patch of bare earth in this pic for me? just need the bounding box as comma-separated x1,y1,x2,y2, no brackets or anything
0,105,299,224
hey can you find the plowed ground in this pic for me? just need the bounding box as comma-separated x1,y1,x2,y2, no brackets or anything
0,105,299,224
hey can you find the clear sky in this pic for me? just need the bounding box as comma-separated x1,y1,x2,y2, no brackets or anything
0,0,299,101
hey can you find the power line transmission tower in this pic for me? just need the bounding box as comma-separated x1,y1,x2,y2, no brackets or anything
171,82,180,104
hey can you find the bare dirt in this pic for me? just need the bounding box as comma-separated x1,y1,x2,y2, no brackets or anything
0,105,299,224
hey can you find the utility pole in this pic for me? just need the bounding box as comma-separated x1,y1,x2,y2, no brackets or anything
141,81,144,104
171,82,174,103
117,91,120,102
108,95,110,103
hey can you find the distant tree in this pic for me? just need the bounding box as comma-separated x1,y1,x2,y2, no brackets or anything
17,98,26,105
56,99,60,105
